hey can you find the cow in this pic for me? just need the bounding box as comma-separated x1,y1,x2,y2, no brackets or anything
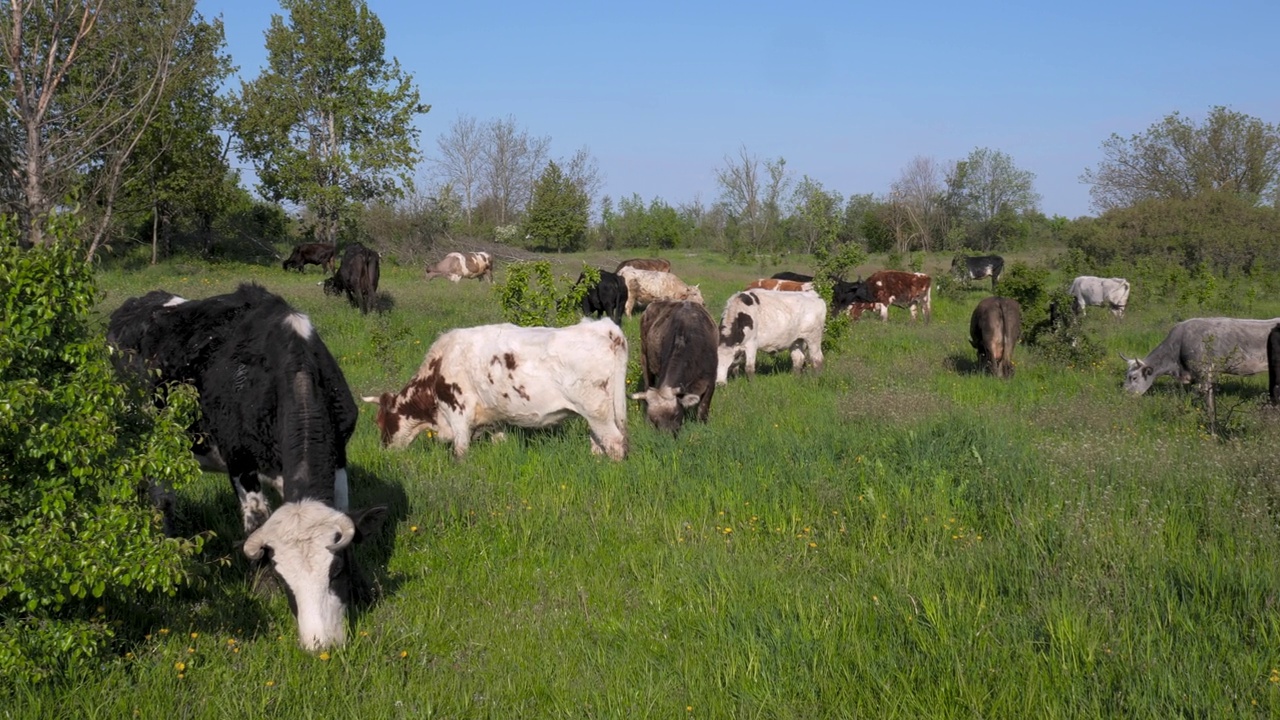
1069,276,1130,317
425,251,494,282
1269,324,1280,405
363,319,629,460
852,270,932,322
282,243,336,273
770,271,813,282
746,278,814,292
576,268,628,326
951,255,1004,289
106,284,388,651
716,289,826,385
845,301,888,322
1120,317,1280,395
324,243,380,314
969,297,1022,379
617,266,704,317
630,300,718,434
616,257,671,273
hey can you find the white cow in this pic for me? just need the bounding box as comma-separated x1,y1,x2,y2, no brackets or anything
1121,317,1280,394
617,266,704,317
364,319,629,460
425,251,494,282
1069,276,1130,317
716,289,826,385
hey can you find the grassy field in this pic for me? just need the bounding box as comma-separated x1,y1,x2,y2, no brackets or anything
12,249,1280,718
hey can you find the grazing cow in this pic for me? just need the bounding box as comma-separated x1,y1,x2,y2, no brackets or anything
616,257,671,273
631,301,718,434
617,266,704,317
282,243,337,273
107,284,388,650
576,268,628,326
716,289,826,385
769,271,864,311
969,297,1022,379
845,301,889,322
951,255,1005,289
1121,317,1280,394
425,251,494,283
324,243,380,314
1069,276,1130,317
1269,324,1280,405
770,271,813,282
746,278,814,292
364,319,629,460
852,270,932,322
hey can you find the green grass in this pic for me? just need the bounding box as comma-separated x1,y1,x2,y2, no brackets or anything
14,251,1280,717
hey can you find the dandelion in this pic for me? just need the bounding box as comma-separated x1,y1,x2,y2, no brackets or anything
190,632,199,639
174,661,186,672
187,647,195,654
400,650,408,659
808,542,817,548
359,631,369,638
159,628,170,635
319,652,331,661
410,525,419,533
722,527,733,535
686,707,693,713
266,681,276,687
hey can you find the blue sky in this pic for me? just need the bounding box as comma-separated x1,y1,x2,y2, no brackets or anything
199,0,1280,220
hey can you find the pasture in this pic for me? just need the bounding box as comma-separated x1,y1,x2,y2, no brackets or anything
13,250,1280,717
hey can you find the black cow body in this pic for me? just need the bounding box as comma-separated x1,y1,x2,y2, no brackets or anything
283,243,337,273
1268,324,1280,405
769,271,864,311
107,283,386,650
952,255,1004,289
324,244,381,314
577,269,628,325
631,300,718,434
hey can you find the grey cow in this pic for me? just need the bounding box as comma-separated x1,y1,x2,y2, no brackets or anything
1069,276,1130,317
1121,317,1280,394
951,255,1004,289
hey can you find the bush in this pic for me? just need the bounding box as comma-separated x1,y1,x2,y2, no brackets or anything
496,261,595,327
0,214,203,685
997,262,1051,334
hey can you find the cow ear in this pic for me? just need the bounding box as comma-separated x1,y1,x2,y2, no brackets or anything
349,505,389,543
1142,366,1154,379
679,393,700,408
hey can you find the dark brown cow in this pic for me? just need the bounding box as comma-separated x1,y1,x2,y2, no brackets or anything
852,270,932,322
324,244,380,314
746,278,813,292
616,258,671,273
970,297,1022,379
425,252,494,282
1268,323,1280,405
631,300,718,434
282,243,336,273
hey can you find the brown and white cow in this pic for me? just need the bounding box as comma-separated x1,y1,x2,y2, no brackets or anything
844,301,888,322
745,278,814,292
616,257,671,273
969,296,1022,379
716,289,826,384
617,266,704,317
631,300,718,434
364,319,628,460
852,270,932,322
425,251,494,282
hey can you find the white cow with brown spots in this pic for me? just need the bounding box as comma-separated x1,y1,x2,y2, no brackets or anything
425,251,494,282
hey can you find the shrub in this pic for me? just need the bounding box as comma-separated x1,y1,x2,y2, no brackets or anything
998,262,1051,334
496,261,595,327
0,214,203,685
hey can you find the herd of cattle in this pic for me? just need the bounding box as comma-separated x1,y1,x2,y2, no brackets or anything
104,248,1280,651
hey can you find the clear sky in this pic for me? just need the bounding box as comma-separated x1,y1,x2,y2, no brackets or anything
198,0,1280,220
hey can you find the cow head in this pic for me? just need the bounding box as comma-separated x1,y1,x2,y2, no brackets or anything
682,285,705,305
1120,353,1156,394
243,500,388,651
631,385,700,434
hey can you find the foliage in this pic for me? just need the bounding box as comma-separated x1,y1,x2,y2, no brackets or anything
996,261,1050,339
1082,106,1280,212
495,261,594,327
230,0,429,245
1027,289,1106,368
599,194,687,250
812,242,867,349
945,147,1041,251
787,176,843,255
716,146,790,259
0,215,202,685
523,162,589,252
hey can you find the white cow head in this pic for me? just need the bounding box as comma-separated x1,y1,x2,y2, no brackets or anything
1120,353,1156,394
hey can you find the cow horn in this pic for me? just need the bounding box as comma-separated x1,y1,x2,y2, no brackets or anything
360,395,380,404
326,515,357,552
243,528,270,560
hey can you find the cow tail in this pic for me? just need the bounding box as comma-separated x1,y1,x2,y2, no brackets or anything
924,282,933,323
610,327,629,436
1000,302,1017,378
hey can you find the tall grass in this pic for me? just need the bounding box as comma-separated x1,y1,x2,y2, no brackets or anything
12,252,1280,717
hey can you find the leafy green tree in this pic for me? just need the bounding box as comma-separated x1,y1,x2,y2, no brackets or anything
1082,106,1280,212
0,215,203,684
945,148,1040,251
230,0,429,245
716,146,790,258
523,161,588,252
496,261,594,327
788,176,843,254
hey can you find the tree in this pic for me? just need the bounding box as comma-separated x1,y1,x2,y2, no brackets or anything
478,116,549,229
1,0,214,255
946,147,1040,251
433,114,483,226
716,145,790,258
889,156,947,252
523,161,588,252
788,176,843,254
1081,106,1280,212
230,0,429,245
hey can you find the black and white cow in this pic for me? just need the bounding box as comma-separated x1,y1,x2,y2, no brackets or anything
716,289,826,384
951,255,1004,289
576,268,628,326
1267,323,1280,405
107,283,387,650
324,243,381,314
631,300,718,434
769,271,864,312
1121,316,1280,394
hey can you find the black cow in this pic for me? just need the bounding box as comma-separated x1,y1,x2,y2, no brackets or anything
577,269,628,325
1268,323,1280,405
107,284,387,650
283,243,337,273
631,300,718,434
952,254,1004,289
324,244,380,314
769,271,864,311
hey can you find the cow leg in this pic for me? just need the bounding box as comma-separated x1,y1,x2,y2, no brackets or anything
744,344,758,378
808,342,824,373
